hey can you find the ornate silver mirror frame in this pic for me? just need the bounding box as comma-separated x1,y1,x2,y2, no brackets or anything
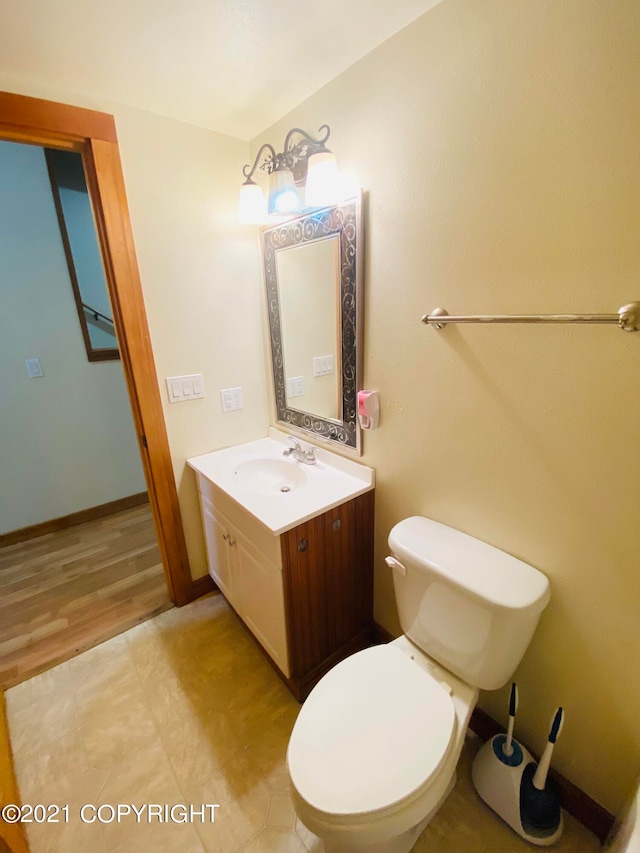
261,194,363,453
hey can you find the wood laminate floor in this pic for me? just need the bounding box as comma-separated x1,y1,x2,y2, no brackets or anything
0,502,172,689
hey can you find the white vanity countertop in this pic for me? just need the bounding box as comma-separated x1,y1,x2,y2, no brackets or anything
187,428,375,535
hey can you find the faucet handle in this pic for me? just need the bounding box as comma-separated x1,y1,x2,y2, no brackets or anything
302,447,317,464
283,435,300,457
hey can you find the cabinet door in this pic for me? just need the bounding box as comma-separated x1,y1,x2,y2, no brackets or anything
232,526,289,678
282,490,375,681
200,494,234,601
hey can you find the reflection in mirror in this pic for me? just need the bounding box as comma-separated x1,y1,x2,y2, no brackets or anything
45,149,119,362
278,236,340,419
262,194,363,453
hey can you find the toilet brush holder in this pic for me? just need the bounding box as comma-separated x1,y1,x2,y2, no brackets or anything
472,735,563,846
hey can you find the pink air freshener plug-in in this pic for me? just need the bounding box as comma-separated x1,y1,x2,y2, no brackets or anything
357,390,380,429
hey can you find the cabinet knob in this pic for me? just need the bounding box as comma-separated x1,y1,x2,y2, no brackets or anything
332,518,342,531
297,538,308,552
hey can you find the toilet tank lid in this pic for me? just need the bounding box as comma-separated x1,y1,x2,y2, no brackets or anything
389,517,550,612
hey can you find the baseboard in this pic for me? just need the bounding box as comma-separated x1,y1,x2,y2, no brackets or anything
373,622,614,843
0,492,149,547
189,574,217,601
373,621,395,644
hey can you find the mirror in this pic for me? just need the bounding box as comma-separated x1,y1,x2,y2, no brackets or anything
45,148,119,362
261,194,363,452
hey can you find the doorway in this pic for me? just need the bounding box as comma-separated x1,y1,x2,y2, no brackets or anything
0,91,198,683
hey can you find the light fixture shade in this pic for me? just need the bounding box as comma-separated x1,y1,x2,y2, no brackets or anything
268,168,301,217
238,180,266,224
304,150,341,208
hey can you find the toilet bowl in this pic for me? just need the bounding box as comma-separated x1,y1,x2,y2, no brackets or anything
288,637,477,853
287,516,551,853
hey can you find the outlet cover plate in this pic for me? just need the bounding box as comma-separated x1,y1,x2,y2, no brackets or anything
286,376,304,398
220,387,243,412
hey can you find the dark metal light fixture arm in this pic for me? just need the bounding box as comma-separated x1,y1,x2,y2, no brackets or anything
242,142,277,182
237,122,337,220
283,124,331,154
240,126,332,184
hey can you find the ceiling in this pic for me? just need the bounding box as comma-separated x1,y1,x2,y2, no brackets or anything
0,0,442,140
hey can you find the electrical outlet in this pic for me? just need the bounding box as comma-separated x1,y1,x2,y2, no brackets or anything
286,376,304,398
220,387,243,412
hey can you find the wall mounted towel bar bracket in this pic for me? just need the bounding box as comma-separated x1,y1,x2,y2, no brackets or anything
421,301,640,332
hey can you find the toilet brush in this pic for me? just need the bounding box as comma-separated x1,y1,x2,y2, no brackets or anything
472,694,564,846
504,682,518,755
502,683,520,759
492,682,524,766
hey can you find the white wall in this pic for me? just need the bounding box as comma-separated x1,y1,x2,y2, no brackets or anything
110,105,270,580
0,75,270,576
0,141,146,533
251,0,640,814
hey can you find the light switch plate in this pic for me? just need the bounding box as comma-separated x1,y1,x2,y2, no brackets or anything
313,355,334,377
166,374,205,403
25,358,44,378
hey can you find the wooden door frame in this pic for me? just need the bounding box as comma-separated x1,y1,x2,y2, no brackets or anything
0,90,196,606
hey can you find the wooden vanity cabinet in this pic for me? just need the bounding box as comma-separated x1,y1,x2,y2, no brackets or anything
196,475,375,701
281,491,375,700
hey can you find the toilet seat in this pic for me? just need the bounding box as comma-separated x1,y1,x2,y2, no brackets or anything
287,644,456,820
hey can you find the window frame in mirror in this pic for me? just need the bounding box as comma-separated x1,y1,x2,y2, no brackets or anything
261,193,363,454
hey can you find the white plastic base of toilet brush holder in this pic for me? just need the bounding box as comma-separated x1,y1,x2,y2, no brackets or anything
471,735,563,847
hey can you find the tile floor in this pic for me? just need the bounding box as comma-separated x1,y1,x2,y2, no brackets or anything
6,594,602,852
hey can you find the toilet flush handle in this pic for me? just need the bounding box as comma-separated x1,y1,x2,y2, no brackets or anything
385,556,407,575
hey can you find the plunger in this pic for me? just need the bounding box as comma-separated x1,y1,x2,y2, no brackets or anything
520,707,564,835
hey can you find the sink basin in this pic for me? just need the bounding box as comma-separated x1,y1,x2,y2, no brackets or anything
232,458,307,495
188,429,375,534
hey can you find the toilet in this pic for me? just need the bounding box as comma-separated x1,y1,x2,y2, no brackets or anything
287,516,551,853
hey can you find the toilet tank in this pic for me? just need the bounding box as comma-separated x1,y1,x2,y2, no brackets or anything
388,517,550,691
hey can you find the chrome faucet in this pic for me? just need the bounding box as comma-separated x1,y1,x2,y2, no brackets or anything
283,436,317,465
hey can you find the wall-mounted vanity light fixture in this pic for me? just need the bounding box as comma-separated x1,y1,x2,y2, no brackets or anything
238,125,341,224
